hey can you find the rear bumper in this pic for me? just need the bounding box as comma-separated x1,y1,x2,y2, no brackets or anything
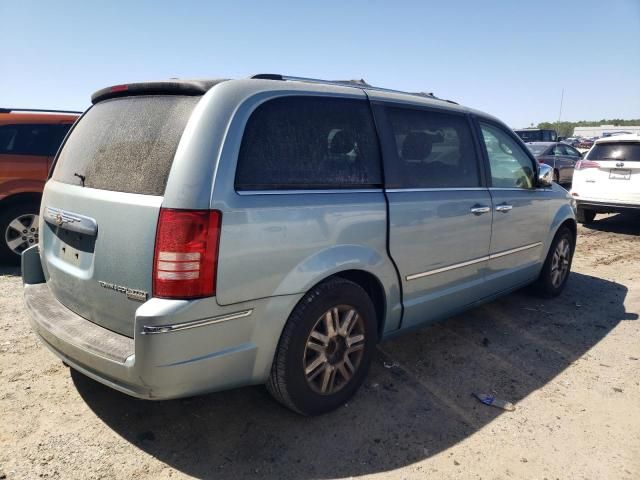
22,246,302,400
575,199,640,213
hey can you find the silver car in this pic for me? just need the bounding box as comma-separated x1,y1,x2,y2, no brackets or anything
22,75,576,415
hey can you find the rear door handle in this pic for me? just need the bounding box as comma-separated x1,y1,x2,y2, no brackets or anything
470,205,491,215
495,204,513,213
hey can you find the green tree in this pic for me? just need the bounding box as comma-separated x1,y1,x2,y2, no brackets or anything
536,119,640,137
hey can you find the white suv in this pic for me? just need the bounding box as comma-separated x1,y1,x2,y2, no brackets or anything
571,133,640,223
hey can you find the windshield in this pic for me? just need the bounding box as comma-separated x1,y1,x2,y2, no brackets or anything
526,144,548,156
53,95,199,195
586,142,640,162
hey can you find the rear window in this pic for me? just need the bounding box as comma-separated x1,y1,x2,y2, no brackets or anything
526,143,548,156
586,142,640,162
235,96,382,190
0,124,71,156
53,95,199,195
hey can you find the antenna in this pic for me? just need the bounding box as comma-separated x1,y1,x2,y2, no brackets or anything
556,88,564,136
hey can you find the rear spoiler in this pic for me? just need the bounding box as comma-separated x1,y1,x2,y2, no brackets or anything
91,79,227,104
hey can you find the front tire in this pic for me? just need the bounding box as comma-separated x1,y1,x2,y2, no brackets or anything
0,203,40,264
267,278,377,415
534,226,575,297
576,208,596,224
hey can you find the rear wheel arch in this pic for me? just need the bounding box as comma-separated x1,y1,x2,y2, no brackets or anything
331,269,386,341
558,218,577,242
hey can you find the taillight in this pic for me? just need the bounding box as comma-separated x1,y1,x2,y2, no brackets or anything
538,159,545,164
153,208,222,299
575,160,600,170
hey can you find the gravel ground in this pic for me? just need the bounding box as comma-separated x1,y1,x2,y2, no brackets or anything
1,213,639,480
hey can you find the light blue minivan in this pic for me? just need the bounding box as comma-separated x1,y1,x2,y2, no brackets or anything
22,75,576,415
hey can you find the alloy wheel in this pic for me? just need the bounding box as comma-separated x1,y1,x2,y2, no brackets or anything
550,238,570,288
4,213,39,256
303,305,366,395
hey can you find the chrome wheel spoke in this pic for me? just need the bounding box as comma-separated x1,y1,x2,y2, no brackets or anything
336,361,352,383
306,341,326,354
347,333,364,347
346,343,364,355
305,354,327,376
8,218,25,233
6,237,25,251
344,355,355,374
320,365,336,393
338,309,356,336
309,330,329,346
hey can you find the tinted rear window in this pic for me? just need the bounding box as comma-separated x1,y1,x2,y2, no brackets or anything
0,124,71,156
586,142,640,162
53,95,199,195
235,96,382,190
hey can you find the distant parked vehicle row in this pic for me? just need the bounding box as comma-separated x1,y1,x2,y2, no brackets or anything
571,133,640,223
526,142,582,185
0,108,80,262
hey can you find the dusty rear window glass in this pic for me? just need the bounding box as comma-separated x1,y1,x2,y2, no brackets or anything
235,96,382,190
53,95,199,195
586,142,640,162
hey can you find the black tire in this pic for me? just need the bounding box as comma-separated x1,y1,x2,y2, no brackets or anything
0,203,40,264
267,277,377,415
534,226,575,297
576,208,596,224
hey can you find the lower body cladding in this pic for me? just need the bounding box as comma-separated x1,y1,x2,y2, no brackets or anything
23,280,303,400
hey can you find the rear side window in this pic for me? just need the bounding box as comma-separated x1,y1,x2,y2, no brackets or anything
53,95,199,196
235,96,382,190
586,142,640,162
385,107,480,188
0,124,71,156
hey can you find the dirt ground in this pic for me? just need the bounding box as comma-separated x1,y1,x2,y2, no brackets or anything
1,213,639,480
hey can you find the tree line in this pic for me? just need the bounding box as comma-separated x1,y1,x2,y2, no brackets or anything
536,119,640,137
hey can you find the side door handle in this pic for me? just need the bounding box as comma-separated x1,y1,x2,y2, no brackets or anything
470,205,491,215
495,204,513,213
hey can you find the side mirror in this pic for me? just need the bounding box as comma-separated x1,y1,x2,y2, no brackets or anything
538,163,553,187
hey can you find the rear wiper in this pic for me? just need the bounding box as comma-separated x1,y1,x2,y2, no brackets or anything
74,173,86,187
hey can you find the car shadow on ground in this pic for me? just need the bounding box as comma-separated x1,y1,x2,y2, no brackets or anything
72,272,637,479
583,212,640,236
0,264,21,276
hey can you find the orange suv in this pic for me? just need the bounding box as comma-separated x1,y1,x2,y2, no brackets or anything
0,108,80,263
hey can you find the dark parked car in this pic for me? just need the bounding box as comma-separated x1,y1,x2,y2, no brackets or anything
514,128,558,142
526,142,582,185
575,138,594,149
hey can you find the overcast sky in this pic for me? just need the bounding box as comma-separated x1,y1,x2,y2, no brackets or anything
2,0,639,128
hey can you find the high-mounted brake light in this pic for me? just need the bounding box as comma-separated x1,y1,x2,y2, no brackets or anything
110,84,129,93
575,160,600,170
153,209,222,299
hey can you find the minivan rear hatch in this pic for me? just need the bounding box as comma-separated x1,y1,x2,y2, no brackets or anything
41,92,201,337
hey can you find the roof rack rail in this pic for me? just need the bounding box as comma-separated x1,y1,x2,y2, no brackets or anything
249,73,458,104
0,108,82,114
